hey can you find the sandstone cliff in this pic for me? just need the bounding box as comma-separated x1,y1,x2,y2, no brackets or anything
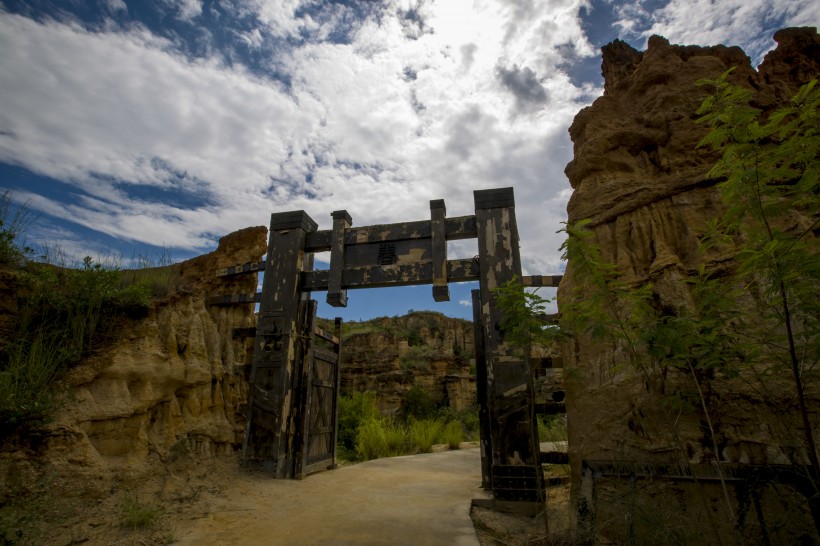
334,311,476,415
0,226,265,542
559,27,819,543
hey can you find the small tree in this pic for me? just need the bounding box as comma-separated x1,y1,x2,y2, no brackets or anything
558,73,819,534
493,275,562,355
696,72,820,527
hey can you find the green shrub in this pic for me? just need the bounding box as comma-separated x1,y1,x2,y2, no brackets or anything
121,492,160,530
401,384,438,421
382,421,407,456
354,417,409,461
355,417,388,461
406,326,424,347
398,345,434,370
1,256,159,435
537,415,567,443
440,420,464,449
0,191,33,267
0,333,62,434
337,392,381,460
408,419,442,453
437,405,480,441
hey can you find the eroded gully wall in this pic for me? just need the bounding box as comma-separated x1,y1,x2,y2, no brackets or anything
559,27,819,542
1,226,266,501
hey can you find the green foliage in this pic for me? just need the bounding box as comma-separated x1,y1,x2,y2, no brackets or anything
382,420,407,455
121,492,161,531
339,389,479,461
353,417,407,461
337,391,382,460
440,420,464,449
408,418,442,453
401,383,439,421
695,73,820,375
0,255,160,435
537,415,568,443
493,276,562,353
0,191,33,267
0,193,174,434
560,221,658,376
398,345,434,370
0,332,62,433
695,73,820,516
354,417,389,461
438,405,480,441
405,325,424,347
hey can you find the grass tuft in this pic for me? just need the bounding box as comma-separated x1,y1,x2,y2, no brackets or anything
440,420,464,449
121,492,161,531
408,419,442,453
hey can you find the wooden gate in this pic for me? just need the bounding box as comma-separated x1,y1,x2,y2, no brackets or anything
294,301,342,479
212,187,562,513
211,266,342,479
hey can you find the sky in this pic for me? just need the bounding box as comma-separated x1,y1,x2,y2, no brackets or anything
0,0,816,321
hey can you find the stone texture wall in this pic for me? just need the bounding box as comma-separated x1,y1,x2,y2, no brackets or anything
559,27,819,542
0,226,266,501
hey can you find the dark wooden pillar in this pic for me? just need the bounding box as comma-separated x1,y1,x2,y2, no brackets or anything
431,199,449,302
474,188,543,504
243,210,317,477
472,288,492,490
326,210,351,307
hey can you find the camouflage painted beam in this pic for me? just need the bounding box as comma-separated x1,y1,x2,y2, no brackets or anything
326,210,351,307
300,258,480,291
303,214,477,252
430,199,449,302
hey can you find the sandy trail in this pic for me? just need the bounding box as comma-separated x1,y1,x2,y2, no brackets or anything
173,448,483,546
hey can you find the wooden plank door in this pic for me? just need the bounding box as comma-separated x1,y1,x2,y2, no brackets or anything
294,301,342,479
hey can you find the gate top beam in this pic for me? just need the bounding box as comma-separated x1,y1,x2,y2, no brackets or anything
303,214,477,252
314,202,481,306
302,257,479,291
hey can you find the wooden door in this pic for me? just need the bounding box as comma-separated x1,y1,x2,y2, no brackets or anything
294,301,342,479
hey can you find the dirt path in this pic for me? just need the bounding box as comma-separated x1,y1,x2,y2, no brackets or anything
173,448,483,545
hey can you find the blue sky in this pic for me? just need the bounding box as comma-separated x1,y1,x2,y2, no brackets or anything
0,0,815,321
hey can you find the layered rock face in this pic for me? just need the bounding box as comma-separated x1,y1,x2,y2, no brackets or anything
337,311,475,414
560,28,819,542
0,226,266,501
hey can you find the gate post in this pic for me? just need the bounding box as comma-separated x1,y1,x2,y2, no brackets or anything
243,210,317,477
474,188,543,507
472,288,492,490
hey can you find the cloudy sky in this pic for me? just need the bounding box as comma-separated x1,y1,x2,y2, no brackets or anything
0,0,815,320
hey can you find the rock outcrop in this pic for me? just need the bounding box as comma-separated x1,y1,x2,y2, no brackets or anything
337,311,476,415
560,27,819,543
0,226,266,503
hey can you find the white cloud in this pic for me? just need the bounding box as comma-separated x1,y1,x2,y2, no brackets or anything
458,299,472,307
102,0,127,13
161,0,203,21
614,0,819,64
0,1,597,274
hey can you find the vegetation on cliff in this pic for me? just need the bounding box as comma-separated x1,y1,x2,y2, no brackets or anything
559,75,819,539
0,193,172,436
